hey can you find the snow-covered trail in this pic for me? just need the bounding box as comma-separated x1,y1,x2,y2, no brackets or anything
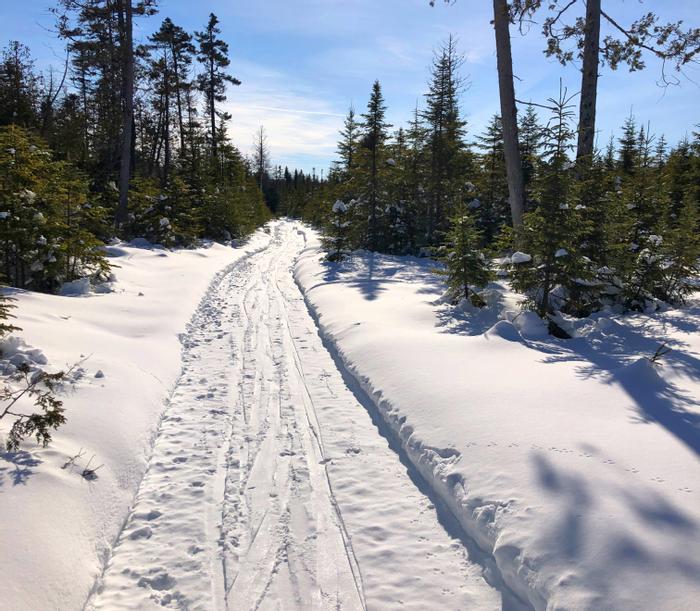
87,220,501,611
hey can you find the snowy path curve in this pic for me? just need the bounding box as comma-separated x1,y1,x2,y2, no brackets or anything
87,221,499,611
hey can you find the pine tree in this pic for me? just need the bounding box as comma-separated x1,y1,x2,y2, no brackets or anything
511,87,588,320
336,105,358,177
422,35,468,242
0,126,110,291
518,103,542,205
0,41,40,128
323,199,351,261
618,114,638,175
438,206,491,305
474,115,508,241
357,80,391,251
195,13,241,162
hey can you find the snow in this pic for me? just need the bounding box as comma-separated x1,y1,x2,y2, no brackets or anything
4,219,699,611
86,221,499,610
295,229,700,611
1,221,501,611
0,231,271,611
510,251,532,264
332,199,347,214
554,248,568,258
58,277,92,296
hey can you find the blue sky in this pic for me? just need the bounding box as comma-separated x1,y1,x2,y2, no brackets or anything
2,0,699,172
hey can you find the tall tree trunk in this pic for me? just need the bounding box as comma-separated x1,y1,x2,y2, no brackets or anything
492,0,525,229
116,0,134,228
163,51,171,186
172,53,186,156
576,0,601,164
208,56,217,160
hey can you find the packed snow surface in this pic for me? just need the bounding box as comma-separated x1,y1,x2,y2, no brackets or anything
0,233,270,610
4,218,699,611
1,221,500,610
295,230,700,611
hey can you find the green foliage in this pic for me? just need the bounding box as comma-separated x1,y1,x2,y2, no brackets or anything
0,287,20,339
0,126,110,291
322,200,352,261
437,207,492,303
510,88,593,317
1,363,66,452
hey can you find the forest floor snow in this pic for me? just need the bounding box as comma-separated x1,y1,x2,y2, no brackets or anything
3,218,699,610
295,231,700,611
1,221,503,611
0,231,270,611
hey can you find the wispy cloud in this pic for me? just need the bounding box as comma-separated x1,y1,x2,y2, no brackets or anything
223,60,345,171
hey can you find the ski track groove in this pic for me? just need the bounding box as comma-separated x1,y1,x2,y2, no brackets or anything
85,221,500,611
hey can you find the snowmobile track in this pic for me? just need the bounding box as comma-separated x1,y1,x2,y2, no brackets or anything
86,221,499,611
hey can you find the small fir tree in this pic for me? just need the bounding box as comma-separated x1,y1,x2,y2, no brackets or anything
438,206,491,305
323,199,351,262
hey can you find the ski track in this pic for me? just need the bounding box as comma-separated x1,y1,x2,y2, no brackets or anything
87,221,499,611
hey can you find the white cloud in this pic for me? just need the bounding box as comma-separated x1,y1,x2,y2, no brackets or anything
223,60,346,172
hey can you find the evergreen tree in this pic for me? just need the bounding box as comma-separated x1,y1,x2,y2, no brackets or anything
0,41,40,129
518,103,542,205
438,206,491,304
336,105,358,177
0,126,110,291
357,80,391,251
474,115,508,241
195,13,241,162
323,199,351,261
0,286,20,338
422,35,468,242
511,88,588,319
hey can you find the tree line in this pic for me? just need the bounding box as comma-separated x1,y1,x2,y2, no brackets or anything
277,29,699,331
0,3,270,298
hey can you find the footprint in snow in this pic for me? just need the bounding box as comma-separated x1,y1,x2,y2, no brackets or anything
137,571,175,591
135,510,162,521
129,526,153,540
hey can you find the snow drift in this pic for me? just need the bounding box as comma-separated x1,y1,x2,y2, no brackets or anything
0,232,270,611
294,229,700,611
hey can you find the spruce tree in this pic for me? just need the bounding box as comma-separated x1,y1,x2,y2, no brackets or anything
518,103,542,205
358,80,391,251
323,199,351,261
474,115,508,241
422,35,468,242
336,105,358,177
438,206,491,304
511,88,589,320
195,13,241,162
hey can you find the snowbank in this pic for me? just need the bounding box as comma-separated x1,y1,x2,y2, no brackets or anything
0,231,271,611
294,230,700,610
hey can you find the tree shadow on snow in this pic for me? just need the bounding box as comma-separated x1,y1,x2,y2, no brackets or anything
433,282,511,336
316,251,444,302
527,320,700,460
530,452,700,601
0,450,42,487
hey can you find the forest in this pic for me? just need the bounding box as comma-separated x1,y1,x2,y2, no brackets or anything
0,0,698,329
0,2,270,298
1,2,700,610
